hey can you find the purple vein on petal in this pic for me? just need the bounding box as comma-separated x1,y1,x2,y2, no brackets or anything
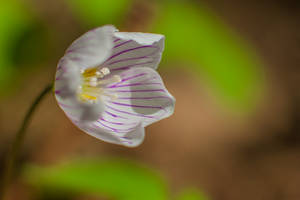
105,111,128,119
109,73,146,88
96,121,137,133
110,61,154,71
109,101,162,109
97,120,118,132
99,118,138,127
118,96,171,100
105,105,156,119
106,49,158,66
109,75,159,87
104,45,157,63
92,123,119,133
113,89,165,93
98,118,124,125
108,82,162,88
114,38,120,43
122,141,133,145
113,40,132,49
107,55,151,66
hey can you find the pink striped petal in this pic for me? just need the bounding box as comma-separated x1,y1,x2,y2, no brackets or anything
75,121,145,147
102,32,164,71
101,67,175,128
54,25,172,147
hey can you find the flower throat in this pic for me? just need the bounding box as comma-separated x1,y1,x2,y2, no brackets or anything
77,67,121,103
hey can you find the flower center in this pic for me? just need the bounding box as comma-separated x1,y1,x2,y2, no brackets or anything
77,67,121,103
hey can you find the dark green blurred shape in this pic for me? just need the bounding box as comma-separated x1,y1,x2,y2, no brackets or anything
9,24,47,67
0,0,47,94
24,158,168,200
0,0,33,91
152,1,264,112
65,0,132,27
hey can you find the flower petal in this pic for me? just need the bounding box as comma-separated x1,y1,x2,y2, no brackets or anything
54,26,171,147
75,121,145,147
102,67,175,127
103,32,164,71
55,57,104,123
55,58,81,99
55,95,104,123
64,25,117,69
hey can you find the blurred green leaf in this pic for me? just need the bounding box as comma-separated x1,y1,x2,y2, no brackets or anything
0,0,34,92
66,0,132,26
10,24,48,67
176,188,209,200
152,1,264,112
23,159,168,200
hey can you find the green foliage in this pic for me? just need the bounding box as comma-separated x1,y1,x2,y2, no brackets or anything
152,1,265,112
176,188,209,200
0,0,33,91
66,0,132,27
23,159,168,200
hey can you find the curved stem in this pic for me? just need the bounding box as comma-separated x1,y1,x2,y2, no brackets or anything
0,84,53,200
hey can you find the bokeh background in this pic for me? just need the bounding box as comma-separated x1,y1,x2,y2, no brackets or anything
0,0,299,199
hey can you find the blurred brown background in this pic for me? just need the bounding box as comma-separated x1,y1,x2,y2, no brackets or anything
0,0,300,199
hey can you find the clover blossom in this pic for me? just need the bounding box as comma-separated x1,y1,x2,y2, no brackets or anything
54,25,175,147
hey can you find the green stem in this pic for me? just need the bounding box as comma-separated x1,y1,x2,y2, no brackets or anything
0,84,53,200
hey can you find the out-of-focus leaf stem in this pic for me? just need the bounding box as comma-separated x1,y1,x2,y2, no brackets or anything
0,84,53,200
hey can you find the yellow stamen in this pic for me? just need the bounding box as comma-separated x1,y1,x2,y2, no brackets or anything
77,67,121,103
79,93,97,101
82,68,99,77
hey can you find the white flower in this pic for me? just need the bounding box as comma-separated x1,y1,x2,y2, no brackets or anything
54,25,175,147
